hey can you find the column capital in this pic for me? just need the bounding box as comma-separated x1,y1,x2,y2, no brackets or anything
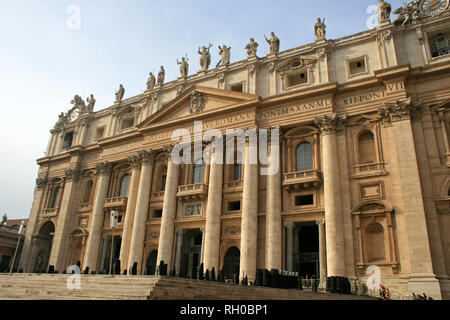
128,154,142,169
161,145,175,160
95,161,112,175
36,178,48,189
316,218,325,226
138,149,157,164
314,113,348,135
64,169,82,181
284,222,295,229
377,98,421,123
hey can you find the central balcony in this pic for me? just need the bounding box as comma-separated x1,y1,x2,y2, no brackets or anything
103,196,128,209
177,183,208,201
283,169,321,191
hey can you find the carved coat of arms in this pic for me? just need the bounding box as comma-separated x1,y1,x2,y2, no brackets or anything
189,91,205,114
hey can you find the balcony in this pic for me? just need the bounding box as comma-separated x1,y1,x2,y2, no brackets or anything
151,191,165,202
352,162,386,178
177,184,208,201
103,196,128,209
283,170,321,192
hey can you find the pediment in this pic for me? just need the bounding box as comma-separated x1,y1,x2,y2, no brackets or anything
274,55,318,73
138,86,258,128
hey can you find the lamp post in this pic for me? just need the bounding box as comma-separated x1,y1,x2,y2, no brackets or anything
10,220,26,274
109,210,119,275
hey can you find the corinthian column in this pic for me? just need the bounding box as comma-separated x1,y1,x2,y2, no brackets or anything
156,146,180,271
48,168,82,272
119,154,142,273
379,99,442,299
203,147,223,272
240,135,259,283
266,130,282,271
128,151,155,274
20,178,48,272
315,113,346,277
83,162,111,272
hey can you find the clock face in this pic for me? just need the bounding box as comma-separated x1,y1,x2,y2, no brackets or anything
421,0,449,16
69,107,79,122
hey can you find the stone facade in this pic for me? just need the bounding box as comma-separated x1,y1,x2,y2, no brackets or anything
20,2,450,299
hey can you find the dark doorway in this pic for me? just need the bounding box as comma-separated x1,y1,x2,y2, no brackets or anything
146,250,158,275
223,246,240,280
179,229,202,278
294,224,319,279
101,235,122,274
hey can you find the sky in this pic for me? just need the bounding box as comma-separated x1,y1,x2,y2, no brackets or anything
0,0,406,220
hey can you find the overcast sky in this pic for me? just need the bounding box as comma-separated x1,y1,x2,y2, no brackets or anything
0,0,405,220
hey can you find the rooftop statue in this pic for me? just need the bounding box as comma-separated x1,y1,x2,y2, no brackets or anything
218,45,231,66
264,32,280,54
86,94,96,113
377,0,392,25
1,214,6,226
314,18,326,40
157,66,165,86
70,95,86,113
245,38,259,57
198,43,213,71
115,84,125,103
393,1,421,26
147,72,156,90
177,56,189,78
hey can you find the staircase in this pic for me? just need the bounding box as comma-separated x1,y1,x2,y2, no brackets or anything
0,274,375,300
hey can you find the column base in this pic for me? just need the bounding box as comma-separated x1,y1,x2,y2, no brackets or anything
408,273,442,300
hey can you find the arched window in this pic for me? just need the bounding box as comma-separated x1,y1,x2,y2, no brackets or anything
358,131,376,164
50,186,61,208
82,180,94,203
366,223,386,263
296,142,313,172
119,174,130,197
192,162,205,184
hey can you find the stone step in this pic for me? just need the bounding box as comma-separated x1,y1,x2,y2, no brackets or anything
0,274,376,300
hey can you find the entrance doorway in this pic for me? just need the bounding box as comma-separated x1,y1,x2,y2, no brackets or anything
33,221,55,273
145,250,158,275
292,223,319,278
99,235,122,274
179,229,202,278
223,246,240,280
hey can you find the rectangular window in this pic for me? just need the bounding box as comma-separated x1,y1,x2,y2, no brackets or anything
429,32,450,58
192,163,205,184
153,209,163,218
160,175,166,191
233,164,242,181
348,58,367,76
95,126,105,140
230,83,244,92
63,132,74,149
121,117,134,130
287,72,308,87
295,195,314,207
228,201,241,211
